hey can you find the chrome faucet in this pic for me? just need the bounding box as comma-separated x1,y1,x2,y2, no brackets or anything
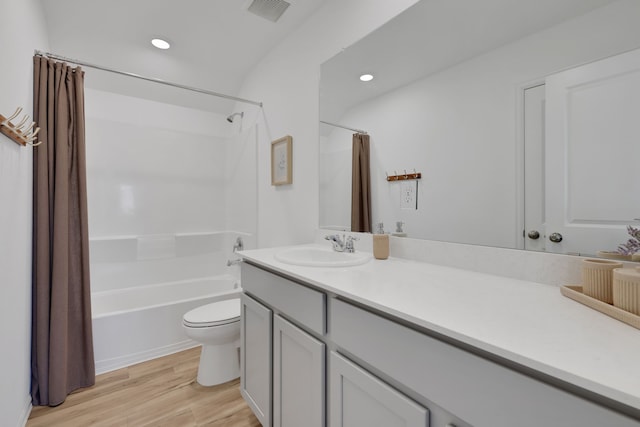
233,236,244,252
325,234,359,253
325,234,344,251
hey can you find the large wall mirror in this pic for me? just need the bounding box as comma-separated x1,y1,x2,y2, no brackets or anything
319,0,640,258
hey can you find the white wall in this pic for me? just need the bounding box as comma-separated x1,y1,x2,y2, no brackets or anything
238,0,420,248
322,0,640,248
0,0,49,424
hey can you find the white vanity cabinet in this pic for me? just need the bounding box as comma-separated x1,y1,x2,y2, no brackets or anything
241,263,326,427
240,260,640,427
330,298,639,427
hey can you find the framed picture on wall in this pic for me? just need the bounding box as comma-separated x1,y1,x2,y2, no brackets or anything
271,135,292,185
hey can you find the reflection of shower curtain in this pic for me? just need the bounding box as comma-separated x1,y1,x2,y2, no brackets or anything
351,133,371,233
31,56,95,406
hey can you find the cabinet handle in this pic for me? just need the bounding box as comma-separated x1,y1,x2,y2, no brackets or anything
446,424,457,427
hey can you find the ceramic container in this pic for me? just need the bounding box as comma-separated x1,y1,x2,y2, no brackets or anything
596,251,632,261
582,258,623,303
373,234,389,260
613,268,640,315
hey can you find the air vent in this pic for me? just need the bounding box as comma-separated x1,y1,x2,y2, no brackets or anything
247,0,291,22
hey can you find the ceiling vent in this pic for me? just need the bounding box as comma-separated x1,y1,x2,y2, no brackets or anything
247,0,291,22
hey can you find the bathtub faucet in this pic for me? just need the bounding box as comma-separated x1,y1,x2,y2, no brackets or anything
227,258,243,267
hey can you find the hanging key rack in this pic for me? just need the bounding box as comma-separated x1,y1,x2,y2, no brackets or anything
0,107,43,147
386,169,422,181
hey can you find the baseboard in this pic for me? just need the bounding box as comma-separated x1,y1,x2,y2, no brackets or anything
95,340,200,375
19,394,32,427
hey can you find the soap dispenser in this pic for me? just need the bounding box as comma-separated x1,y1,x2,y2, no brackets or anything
373,222,389,260
392,221,407,238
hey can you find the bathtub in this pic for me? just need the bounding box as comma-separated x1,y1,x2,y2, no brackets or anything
92,275,241,374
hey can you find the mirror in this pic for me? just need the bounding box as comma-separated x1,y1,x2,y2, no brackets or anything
319,0,640,257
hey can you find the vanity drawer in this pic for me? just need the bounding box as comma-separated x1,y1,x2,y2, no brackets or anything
242,263,326,335
329,298,638,427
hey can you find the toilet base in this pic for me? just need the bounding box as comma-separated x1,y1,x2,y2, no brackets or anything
196,341,240,386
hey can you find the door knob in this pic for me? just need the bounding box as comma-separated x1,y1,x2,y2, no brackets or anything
527,230,540,240
549,232,563,243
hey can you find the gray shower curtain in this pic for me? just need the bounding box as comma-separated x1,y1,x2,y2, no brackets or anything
31,56,95,406
351,133,371,233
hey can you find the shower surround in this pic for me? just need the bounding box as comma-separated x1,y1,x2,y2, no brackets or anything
84,88,257,373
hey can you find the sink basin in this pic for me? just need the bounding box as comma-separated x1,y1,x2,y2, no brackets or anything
275,246,371,267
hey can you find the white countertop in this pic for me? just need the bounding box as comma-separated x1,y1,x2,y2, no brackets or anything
239,244,640,411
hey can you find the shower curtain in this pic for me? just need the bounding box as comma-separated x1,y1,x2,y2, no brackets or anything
351,133,371,233
31,56,95,406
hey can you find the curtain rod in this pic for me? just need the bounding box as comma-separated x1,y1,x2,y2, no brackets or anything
34,50,263,107
320,120,367,134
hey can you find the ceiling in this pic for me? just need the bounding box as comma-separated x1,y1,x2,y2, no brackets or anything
40,0,621,118
40,0,327,113
320,0,620,126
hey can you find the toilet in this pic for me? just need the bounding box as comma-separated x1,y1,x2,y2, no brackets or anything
182,298,241,386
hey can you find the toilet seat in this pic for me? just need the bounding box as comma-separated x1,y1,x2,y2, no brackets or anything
183,298,241,328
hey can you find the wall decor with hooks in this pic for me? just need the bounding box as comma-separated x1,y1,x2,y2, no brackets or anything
0,107,43,147
386,169,422,182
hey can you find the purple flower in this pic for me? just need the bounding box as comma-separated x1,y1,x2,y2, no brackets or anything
617,225,640,255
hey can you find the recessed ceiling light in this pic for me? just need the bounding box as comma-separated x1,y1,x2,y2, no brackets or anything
151,38,171,50
359,74,374,82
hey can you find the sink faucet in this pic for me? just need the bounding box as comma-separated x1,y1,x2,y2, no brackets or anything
325,234,359,253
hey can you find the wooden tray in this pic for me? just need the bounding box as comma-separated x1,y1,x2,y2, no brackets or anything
561,285,640,330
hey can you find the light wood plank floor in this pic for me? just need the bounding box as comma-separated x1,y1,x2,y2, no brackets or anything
27,347,261,427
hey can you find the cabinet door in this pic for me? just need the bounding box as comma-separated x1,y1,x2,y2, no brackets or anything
241,294,272,427
329,352,429,427
273,315,325,427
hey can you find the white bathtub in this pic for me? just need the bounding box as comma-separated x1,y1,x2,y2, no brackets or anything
92,275,241,374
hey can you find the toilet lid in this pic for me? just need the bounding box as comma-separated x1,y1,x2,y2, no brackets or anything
183,298,241,327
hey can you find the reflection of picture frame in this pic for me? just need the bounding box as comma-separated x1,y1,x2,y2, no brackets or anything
271,135,292,185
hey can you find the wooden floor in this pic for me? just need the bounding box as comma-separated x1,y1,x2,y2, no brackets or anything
27,347,261,427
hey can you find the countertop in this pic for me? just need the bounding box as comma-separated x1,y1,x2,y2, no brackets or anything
239,244,640,413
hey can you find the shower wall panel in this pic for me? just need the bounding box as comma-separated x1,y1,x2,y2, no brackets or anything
84,89,229,237
319,133,351,231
